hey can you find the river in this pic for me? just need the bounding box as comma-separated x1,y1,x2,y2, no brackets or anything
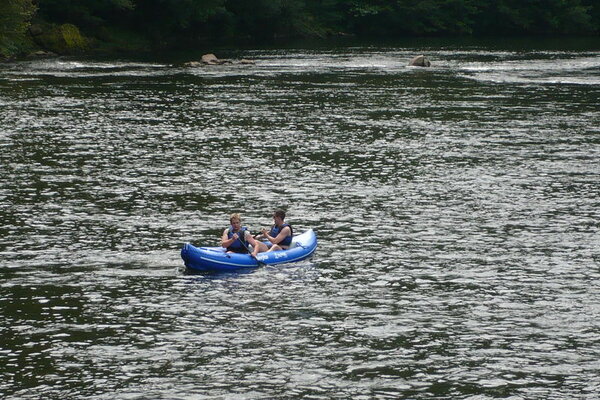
1,38,599,399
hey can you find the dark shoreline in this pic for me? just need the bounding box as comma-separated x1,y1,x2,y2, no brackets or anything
3,34,600,65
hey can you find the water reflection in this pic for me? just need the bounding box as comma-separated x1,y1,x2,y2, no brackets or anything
1,43,599,399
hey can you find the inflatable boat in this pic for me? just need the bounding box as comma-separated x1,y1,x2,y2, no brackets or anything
181,229,317,273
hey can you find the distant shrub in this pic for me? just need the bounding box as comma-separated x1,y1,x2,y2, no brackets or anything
35,23,89,54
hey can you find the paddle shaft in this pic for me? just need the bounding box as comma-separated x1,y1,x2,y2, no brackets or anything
234,231,265,266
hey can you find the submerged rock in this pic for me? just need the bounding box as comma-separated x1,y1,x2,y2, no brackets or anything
27,50,58,58
29,24,44,37
183,54,255,67
183,61,202,67
408,55,431,67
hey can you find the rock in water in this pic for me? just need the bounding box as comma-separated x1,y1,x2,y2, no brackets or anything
201,53,219,65
184,54,256,67
408,55,431,67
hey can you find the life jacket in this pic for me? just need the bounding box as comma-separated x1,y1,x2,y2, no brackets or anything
269,223,293,247
227,226,249,253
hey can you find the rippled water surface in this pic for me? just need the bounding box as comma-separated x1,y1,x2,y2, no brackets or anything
1,39,600,399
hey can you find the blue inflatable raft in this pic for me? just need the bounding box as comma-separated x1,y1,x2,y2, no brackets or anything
181,229,317,273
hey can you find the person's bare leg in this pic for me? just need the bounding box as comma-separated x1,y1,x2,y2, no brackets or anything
249,237,269,257
267,244,282,252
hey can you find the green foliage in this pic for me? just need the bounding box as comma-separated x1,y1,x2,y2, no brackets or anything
352,0,598,36
345,0,479,35
473,0,595,35
0,0,36,58
143,0,224,28
222,0,318,40
35,23,89,54
36,0,134,29
2,0,598,57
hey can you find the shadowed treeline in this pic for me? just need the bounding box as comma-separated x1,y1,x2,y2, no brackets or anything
2,0,599,58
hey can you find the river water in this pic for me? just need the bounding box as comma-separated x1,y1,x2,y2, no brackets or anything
1,38,599,399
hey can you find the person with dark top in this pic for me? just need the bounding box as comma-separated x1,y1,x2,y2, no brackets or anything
251,210,293,257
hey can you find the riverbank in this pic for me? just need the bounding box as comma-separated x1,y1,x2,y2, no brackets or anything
5,32,600,66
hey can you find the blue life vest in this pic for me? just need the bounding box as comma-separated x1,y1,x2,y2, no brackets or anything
227,226,249,253
269,223,293,247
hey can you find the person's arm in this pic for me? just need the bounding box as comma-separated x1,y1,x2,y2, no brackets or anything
253,231,265,240
246,231,259,246
221,229,238,248
262,226,291,245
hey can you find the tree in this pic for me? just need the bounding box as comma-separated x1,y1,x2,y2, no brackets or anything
35,0,135,30
132,0,225,41
220,0,315,41
473,0,595,35
345,0,478,36
0,0,37,58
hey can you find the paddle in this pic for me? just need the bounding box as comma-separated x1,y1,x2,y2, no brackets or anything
235,231,266,267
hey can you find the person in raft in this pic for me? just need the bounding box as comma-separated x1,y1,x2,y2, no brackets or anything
221,213,262,254
251,209,294,257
